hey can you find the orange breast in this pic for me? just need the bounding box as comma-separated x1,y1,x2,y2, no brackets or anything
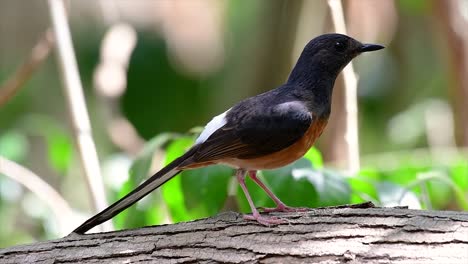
221,117,328,170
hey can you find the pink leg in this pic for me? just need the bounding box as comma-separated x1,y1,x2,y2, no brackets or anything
236,169,283,225
248,170,307,213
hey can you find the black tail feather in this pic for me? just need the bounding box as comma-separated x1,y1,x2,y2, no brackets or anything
72,150,195,234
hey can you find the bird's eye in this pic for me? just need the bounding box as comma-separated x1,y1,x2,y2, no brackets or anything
334,41,347,52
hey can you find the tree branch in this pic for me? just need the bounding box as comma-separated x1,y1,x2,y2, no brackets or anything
327,0,360,174
0,156,74,235
1,205,467,263
0,30,54,107
47,0,111,232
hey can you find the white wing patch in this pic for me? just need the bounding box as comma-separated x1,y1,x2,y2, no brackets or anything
195,108,231,144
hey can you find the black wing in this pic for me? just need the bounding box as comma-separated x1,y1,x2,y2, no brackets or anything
193,101,312,161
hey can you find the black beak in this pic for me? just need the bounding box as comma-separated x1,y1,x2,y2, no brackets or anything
359,43,385,52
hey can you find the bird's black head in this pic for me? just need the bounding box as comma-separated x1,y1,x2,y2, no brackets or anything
288,33,384,84
286,33,384,116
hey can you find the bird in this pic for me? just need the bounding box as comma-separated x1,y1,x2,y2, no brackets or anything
73,33,384,234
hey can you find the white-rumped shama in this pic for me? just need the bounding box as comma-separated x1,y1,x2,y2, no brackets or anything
73,33,384,234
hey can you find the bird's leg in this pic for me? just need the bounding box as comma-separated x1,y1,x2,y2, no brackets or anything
248,170,307,213
236,169,284,225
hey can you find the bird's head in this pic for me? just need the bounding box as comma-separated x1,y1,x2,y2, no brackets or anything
292,33,384,79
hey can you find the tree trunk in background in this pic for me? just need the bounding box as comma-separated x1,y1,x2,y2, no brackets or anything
320,74,349,167
435,0,468,147
1,204,467,263
318,10,349,167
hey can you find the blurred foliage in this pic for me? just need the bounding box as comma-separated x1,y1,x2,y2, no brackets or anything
123,34,210,138
107,135,468,229
0,0,467,250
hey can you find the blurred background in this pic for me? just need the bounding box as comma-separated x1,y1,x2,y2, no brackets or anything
0,0,467,247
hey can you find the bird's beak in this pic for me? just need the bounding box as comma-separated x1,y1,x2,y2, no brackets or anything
359,43,385,53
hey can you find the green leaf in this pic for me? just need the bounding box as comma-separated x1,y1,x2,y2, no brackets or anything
48,135,73,173
113,134,177,229
263,159,319,206
236,172,274,213
423,170,453,209
236,158,320,212
180,165,232,218
0,131,28,161
348,177,379,204
451,160,468,191
376,181,421,208
304,147,323,168
358,168,382,181
113,179,141,229
383,164,427,186
414,170,468,211
129,133,175,182
112,172,168,230
19,114,73,174
315,169,351,206
273,163,350,206
161,136,194,222
349,168,381,204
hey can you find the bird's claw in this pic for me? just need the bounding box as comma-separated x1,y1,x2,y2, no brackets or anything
258,205,309,213
243,213,285,226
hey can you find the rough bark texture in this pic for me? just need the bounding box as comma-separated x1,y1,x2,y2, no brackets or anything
1,204,467,264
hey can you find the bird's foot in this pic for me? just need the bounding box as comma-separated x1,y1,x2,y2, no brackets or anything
259,204,309,213
243,212,285,226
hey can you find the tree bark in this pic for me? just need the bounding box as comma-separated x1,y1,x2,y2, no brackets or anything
1,203,467,264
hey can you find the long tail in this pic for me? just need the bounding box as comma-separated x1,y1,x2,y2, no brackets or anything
72,149,195,234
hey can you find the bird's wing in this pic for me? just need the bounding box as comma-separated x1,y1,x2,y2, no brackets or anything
193,101,313,161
